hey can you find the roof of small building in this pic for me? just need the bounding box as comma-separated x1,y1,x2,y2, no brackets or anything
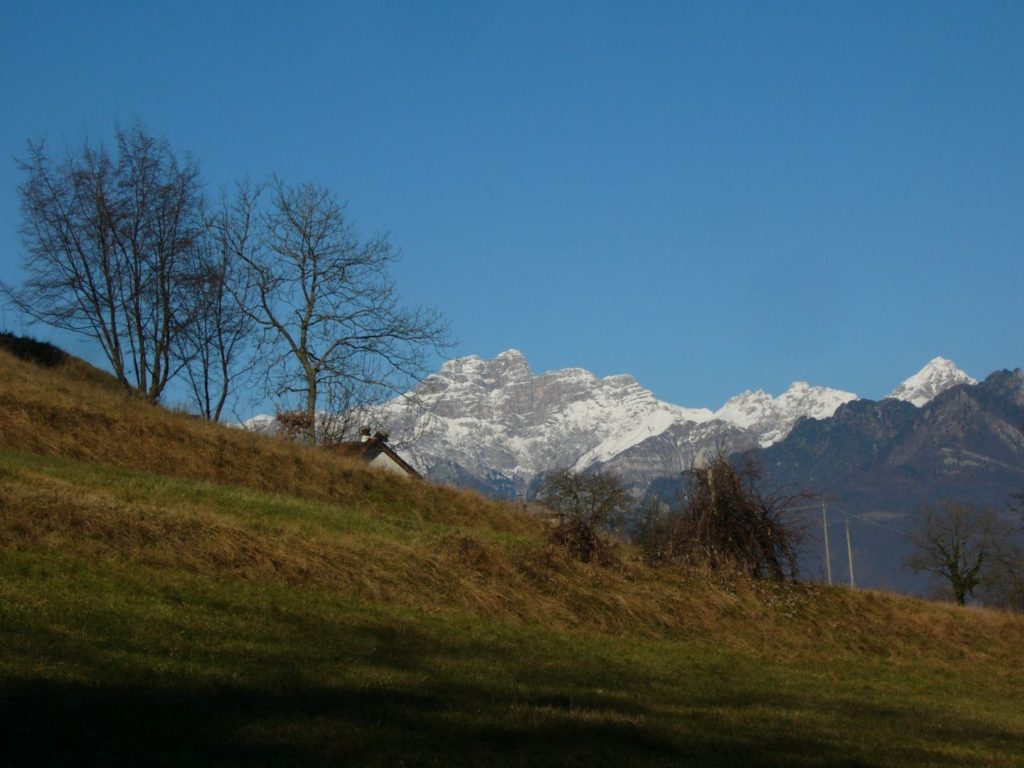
334,430,422,479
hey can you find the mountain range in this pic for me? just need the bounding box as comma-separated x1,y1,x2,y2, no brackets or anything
370,351,978,498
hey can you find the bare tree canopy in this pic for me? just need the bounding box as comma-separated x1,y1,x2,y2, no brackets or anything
905,501,1023,607
240,179,451,443
174,183,260,420
538,468,631,564
671,452,805,581
538,468,631,529
5,124,204,402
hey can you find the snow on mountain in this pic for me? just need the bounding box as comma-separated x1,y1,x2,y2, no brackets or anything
242,413,278,433
887,357,976,407
375,350,857,496
243,351,974,499
714,382,857,447
378,350,717,494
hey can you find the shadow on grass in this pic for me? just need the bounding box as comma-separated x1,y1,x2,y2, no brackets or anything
0,674,960,768
0,333,68,368
3,566,1021,767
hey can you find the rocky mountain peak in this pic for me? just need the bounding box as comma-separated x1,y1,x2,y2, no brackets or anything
888,357,976,407
713,381,857,447
368,351,867,495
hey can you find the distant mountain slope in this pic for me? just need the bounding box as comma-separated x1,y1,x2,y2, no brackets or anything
745,370,1024,592
756,369,1024,515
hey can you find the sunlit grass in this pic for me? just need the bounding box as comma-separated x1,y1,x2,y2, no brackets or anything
2,343,1024,766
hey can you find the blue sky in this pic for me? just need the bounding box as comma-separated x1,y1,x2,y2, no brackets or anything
1,1,1022,413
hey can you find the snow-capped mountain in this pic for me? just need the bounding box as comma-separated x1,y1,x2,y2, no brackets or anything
887,357,976,407
378,350,714,495
244,350,976,499
713,382,857,447
375,351,859,497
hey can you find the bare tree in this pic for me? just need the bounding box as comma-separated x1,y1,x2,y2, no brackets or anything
539,468,631,528
979,540,1024,612
632,495,678,566
240,179,450,443
671,451,805,581
905,501,1018,606
5,124,204,402
174,184,259,420
538,468,631,563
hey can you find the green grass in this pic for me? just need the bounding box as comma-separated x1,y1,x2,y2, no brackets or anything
3,549,1023,767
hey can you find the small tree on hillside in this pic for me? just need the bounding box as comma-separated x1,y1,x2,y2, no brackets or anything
632,495,679,567
538,468,631,563
979,540,1024,612
671,451,804,581
173,184,260,420
905,501,1019,606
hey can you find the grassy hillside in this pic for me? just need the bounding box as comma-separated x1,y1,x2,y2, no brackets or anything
1,337,1023,766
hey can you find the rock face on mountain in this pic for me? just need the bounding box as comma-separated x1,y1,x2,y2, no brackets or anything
755,369,1024,515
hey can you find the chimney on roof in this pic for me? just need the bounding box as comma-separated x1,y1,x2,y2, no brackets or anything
359,426,371,443
374,431,389,443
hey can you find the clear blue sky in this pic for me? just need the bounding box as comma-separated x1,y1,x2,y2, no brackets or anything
1,1,1022,413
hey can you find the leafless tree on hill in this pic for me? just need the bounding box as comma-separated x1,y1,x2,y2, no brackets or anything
538,468,632,563
637,451,806,581
684,453,806,580
238,179,451,444
173,184,260,421
905,501,1022,607
6,124,205,403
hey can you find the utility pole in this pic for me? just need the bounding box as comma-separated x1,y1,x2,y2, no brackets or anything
844,514,855,588
821,499,833,586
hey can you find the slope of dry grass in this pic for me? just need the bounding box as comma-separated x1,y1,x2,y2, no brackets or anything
2,337,1023,766
0,340,537,535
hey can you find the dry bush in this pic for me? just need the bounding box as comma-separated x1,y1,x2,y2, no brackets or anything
665,451,805,581
537,468,629,565
0,332,69,367
549,517,618,566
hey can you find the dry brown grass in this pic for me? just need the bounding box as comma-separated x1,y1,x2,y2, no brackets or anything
4,456,1022,671
0,346,536,535
2,343,1023,673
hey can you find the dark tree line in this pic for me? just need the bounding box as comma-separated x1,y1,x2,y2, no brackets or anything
3,124,450,432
